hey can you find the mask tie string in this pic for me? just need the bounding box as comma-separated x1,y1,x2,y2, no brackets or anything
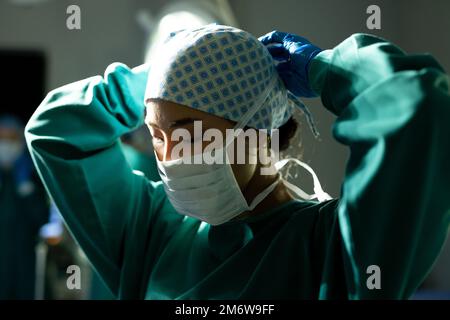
275,158,332,202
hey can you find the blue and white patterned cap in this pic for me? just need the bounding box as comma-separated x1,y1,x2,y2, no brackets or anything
145,24,318,134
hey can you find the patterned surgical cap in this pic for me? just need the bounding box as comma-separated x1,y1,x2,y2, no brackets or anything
144,24,318,135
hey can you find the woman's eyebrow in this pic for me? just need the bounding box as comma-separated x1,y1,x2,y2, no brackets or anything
145,117,203,129
168,117,202,128
145,120,160,129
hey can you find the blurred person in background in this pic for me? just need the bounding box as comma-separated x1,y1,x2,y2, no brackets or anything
0,114,50,299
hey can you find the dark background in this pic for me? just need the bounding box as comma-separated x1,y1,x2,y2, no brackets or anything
0,50,46,123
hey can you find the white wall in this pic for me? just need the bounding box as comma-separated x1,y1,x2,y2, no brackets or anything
0,0,150,89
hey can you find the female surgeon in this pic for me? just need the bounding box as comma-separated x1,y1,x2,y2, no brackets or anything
25,25,450,299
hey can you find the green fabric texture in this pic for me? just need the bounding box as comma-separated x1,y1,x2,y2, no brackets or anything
25,33,450,299
121,144,161,183
89,144,160,300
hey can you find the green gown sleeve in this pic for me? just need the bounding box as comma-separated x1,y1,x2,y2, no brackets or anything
309,33,450,298
24,63,181,298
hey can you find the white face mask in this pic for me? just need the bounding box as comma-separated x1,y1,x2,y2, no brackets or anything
156,132,282,226
155,78,331,226
0,140,23,169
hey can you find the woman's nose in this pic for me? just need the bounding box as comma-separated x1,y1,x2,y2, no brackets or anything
160,139,202,162
159,138,180,162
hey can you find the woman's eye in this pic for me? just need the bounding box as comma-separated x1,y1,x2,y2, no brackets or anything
152,136,164,146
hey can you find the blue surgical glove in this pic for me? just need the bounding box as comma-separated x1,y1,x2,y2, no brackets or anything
259,31,322,98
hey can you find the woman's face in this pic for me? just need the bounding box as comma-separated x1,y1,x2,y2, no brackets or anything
145,99,262,191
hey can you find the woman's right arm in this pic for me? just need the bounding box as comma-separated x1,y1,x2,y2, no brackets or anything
25,63,177,297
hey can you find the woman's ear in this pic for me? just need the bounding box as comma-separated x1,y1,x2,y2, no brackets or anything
256,131,272,167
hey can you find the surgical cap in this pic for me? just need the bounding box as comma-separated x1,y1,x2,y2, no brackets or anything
144,24,318,135
0,114,24,132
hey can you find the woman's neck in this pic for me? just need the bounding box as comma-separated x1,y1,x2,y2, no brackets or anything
234,164,294,221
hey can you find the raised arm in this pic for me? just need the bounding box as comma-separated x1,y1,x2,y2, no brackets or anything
309,33,450,298
25,63,174,297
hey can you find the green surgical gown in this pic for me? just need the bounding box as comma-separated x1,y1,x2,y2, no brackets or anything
24,33,450,299
89,144,160,300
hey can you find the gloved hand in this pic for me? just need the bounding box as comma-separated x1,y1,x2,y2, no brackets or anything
259,31,322,98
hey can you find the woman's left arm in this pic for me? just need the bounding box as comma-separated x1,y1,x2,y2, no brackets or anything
309,33,450,298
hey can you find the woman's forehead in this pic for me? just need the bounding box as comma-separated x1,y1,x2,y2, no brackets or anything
145,99,235,129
